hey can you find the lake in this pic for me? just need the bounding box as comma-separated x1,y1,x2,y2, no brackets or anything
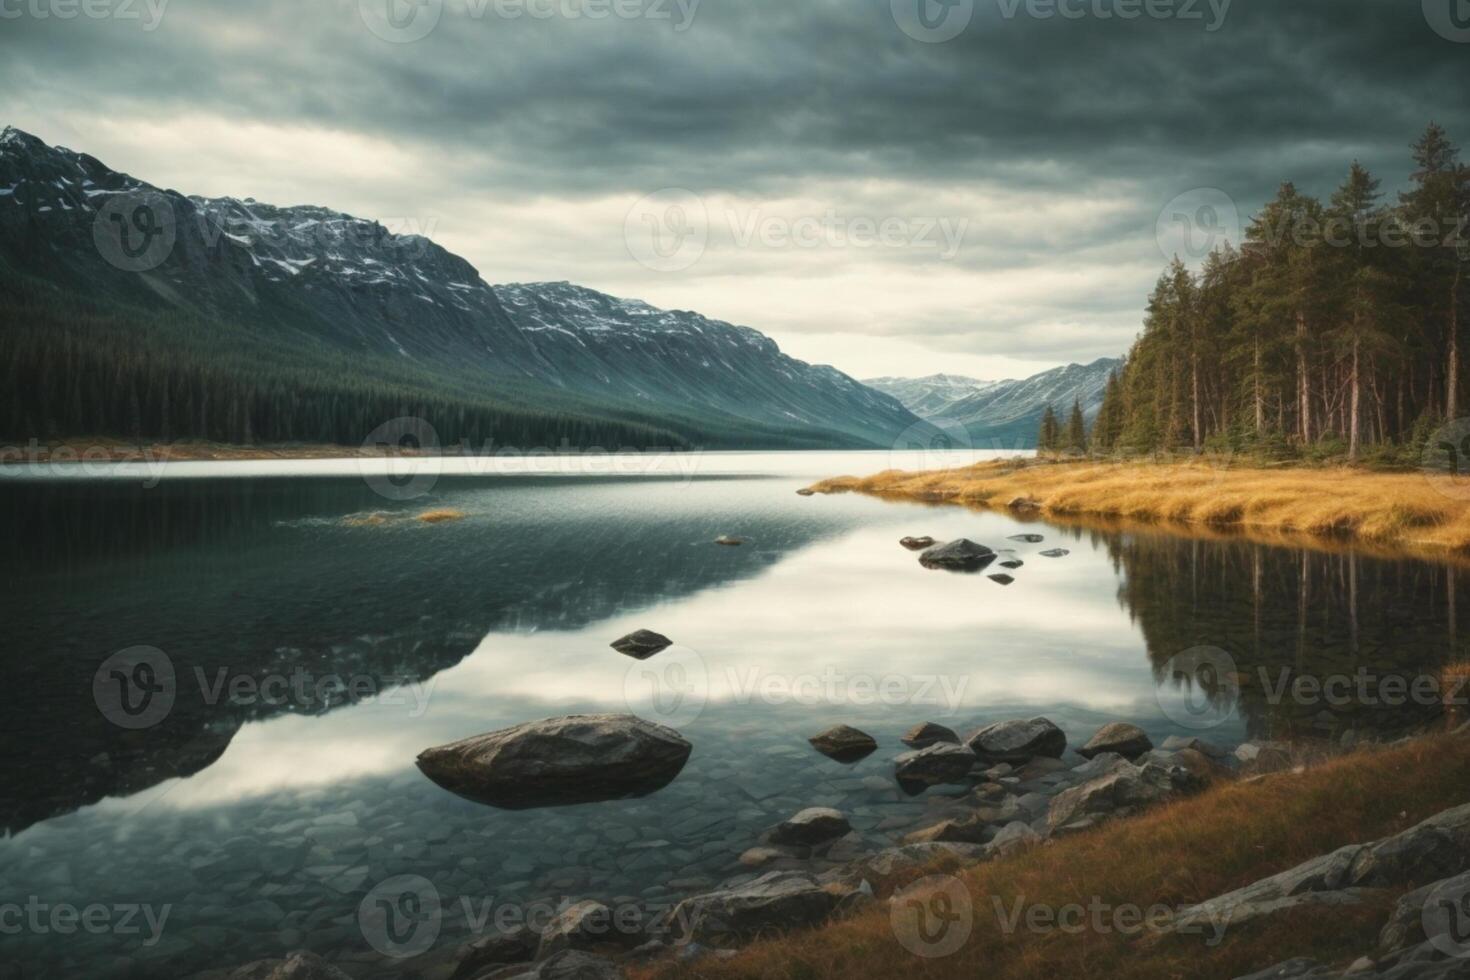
1,450,1463,978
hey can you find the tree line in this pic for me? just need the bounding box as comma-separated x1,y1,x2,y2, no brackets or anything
1071,123,1470,463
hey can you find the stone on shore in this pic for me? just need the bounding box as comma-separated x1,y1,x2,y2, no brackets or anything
808,725,878,762
894,742,978,788
768,807,852,846
900,722,960,749
416,714,691,810
670,871,844,948
967,718,1066,764
1077,722,1153,760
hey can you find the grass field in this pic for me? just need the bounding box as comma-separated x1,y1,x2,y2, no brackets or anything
808,458,1470,562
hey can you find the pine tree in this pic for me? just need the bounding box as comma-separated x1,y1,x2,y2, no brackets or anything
1038,404,1060,452
1065,398,1087,454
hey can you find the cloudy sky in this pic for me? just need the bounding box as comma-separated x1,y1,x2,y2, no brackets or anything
2,0,1467,380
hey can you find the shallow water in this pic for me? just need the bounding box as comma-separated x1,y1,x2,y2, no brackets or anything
1,450,1464,978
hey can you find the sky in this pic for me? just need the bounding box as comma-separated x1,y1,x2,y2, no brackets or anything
2,0,1468,381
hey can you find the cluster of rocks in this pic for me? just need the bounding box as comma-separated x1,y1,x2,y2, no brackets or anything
906,533,1070,584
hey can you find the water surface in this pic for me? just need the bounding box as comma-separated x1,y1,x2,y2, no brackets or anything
1,451,1463,978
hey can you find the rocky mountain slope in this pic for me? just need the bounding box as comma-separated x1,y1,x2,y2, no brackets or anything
871,359,1123,448
0,126,926,449
863,374,1000,417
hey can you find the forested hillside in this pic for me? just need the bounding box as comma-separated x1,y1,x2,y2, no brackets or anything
0,127,927,452
1093,123,1469,463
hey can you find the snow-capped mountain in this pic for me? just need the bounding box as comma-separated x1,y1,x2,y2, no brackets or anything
0,126,926,448
863,374,1001,417
872,359,1123,448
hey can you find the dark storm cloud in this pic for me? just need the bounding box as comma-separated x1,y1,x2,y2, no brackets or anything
1,0,1466,371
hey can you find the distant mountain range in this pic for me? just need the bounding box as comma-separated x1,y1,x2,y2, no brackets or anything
867,358,1122,449
0,126,927,450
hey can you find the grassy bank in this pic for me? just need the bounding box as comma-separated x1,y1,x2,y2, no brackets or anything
808,458,1470,561
638,732,1470,980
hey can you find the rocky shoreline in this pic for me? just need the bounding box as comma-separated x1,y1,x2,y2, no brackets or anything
198,708,1444,980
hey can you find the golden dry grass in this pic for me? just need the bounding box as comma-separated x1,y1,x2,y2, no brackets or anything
416,508,468,524
808,458,1470,563
636,732,1470,980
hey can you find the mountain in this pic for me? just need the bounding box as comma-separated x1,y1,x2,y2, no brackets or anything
863,374,1000,417
873,359,1123,449
0,126,926,450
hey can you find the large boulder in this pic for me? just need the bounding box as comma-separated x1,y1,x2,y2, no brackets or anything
769,807,852,846
1046,763,1182,835
416,715,691,810
669,872,843,948
808,725,878,762
538,901,641,958
894,742,978,789
967,717,1066,764
900,722,960,749
609,630,672,660
1077,722,1152,760
918,539,997,572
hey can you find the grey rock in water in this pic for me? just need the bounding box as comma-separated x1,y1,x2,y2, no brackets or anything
670,871,843,948
988,574,1016,586
796,488,816,496
999,559,1025,569
918,539,996,571
967,717,1066,764
1077,722,1153,760
1039,549,1071,558
900,536,937,551
808,725,878,762
895,742,978,789
715,535,746,546
416,714,692,809
900,722,960,749
1008,533,1045,543
609,630,673,660
769,807,851,846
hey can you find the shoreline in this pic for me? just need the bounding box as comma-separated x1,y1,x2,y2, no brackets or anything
805,457,1470,567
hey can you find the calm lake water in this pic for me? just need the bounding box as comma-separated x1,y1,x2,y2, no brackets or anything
1,450,1465,978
